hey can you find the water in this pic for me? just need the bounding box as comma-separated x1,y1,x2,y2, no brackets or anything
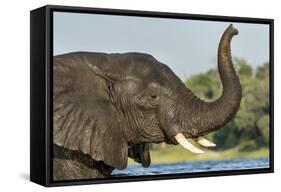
112,158,269,176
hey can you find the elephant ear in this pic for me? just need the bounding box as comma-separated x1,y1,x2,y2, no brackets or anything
53,54,128,170
128,144,151,167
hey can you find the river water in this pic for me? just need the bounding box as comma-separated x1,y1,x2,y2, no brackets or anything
112,158,269,176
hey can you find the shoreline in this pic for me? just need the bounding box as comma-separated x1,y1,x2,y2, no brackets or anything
129,146,269,165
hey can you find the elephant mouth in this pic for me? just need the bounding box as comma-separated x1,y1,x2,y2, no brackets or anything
165,126,216,154
173,132,216,154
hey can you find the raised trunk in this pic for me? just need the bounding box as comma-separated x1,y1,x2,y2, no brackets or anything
186,24,242,137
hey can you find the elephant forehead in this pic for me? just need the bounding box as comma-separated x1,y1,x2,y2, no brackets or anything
126,81,139,91
121,77,143,93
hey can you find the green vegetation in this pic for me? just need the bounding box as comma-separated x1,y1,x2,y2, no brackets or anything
138,58,270,164
150,146,268,164
129,145,269,165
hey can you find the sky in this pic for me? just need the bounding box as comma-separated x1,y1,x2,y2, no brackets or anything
53,12,270,80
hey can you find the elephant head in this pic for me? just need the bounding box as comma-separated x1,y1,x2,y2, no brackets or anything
53,24,241,171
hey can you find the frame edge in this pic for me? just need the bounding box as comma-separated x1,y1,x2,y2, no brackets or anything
30,5,48,186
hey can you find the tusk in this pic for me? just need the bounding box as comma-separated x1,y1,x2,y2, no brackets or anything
195,136,216,147
175,133,204,154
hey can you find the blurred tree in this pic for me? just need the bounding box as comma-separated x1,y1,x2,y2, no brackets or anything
186,69,222,101
256,62,269,80
257,114,270,146
234,58,253,79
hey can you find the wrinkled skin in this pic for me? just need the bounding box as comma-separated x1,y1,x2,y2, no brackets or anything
53,25,242,180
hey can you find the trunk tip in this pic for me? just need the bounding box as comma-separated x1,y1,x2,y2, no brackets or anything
227,24,239,36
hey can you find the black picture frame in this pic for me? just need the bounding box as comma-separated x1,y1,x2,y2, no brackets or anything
30,4,274,187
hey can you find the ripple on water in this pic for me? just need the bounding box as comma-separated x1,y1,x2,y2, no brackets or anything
112,158,270,177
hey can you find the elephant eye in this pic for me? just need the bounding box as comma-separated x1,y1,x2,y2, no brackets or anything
150,95,158,99
136,95,159,108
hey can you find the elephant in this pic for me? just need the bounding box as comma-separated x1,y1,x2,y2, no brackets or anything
53,24,242,180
